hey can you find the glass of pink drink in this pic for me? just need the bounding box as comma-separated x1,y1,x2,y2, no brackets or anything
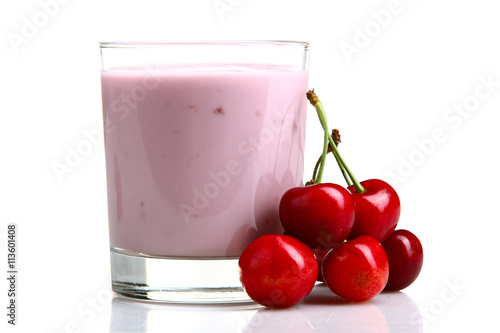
99,41,309,303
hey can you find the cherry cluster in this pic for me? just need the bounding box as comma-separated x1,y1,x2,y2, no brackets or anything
238,90,423,308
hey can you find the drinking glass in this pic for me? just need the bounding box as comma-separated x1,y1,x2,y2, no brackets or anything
99,41,309,303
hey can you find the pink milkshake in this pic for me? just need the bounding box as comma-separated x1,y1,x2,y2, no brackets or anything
101,64,308,257
100,41,309,303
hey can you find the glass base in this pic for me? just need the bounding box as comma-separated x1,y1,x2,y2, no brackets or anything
110,248,252,304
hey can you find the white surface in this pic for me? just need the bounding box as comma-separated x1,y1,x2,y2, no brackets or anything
1,0,500,332
108,286,423,333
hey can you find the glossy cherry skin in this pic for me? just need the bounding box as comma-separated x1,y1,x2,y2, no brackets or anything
279,183,355,249
322,235,389,302
239,234,318,308
347,179,401,243
382,229,423,291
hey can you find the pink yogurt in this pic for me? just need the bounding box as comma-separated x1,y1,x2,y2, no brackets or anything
101,64,308,257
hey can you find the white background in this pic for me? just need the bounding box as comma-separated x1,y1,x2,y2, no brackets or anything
1,0,500,332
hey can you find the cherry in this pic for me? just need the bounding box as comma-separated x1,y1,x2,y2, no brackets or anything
238,234,318,308
306,90,401,244
347,179,401,243
381,229,423,291
312,248,333,282
279,183,355,249
322,235,389,302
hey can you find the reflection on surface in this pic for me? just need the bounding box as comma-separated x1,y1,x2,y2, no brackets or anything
110,285,422,332
110,297,260,332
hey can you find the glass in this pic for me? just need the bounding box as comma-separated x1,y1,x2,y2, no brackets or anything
99,41,309,303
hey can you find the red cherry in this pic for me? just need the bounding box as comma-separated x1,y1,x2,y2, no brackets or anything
322,235,389,302
238,234,318,308
347,179,401,243
382,229,423,291
312,248,333,282
279,183,355,249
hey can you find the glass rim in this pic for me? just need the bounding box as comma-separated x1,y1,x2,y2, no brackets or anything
99,40,309,49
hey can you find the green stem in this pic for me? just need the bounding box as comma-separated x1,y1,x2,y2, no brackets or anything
313,151,352,186
315,129,329,183
332,150,352,187
307,91,365,193
312,154,322,182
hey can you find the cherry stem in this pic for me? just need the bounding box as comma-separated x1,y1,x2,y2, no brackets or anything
312,155,322,181
313,151,352,187
315,129,329,183
306,90,365,193
332,151,353,187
